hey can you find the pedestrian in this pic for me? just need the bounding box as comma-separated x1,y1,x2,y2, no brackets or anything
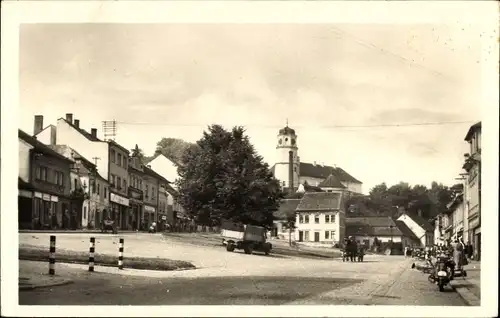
451,237,464,273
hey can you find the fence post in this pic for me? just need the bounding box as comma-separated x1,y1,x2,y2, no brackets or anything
89,237,95,272
118,238,124,270
49,235,56,275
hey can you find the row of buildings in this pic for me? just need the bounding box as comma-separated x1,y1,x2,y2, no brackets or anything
18,113,185,230
270,124,435,251
434,121,482,260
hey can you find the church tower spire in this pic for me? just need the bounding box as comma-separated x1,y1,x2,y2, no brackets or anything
274,122,300,191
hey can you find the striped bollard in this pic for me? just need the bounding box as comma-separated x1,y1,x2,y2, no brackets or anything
118,238,124,270
89,237,95,272
49,235,56,275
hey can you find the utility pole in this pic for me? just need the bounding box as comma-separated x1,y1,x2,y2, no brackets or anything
455,173,468,243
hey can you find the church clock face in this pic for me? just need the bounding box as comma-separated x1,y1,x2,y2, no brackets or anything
278,138,283,145
291,138,296,145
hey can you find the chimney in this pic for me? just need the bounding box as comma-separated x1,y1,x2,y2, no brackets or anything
288,151,294,193
90,128,97,139
147,164,152,169
33,115,43,135
74,119,80,128
313,161,317,166
49,126,57,145
65,113,73,124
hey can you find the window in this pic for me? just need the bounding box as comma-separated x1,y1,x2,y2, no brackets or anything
110,174,115,187
59,172,64,186
117,154,122,167
36,167,41,180
304,215,309,223
152,187,155,199
97,183,100,195
314,215,320,223
331,231,335,239
325,231,330,239
110,149,116,163
41,167,47,181
104,187,107,199
122,156,127,168
304,231,310,241
145,184,149,198
117,177,122,190
123,179,127,190
299,215,304,223
74,178,78,190
92,181,96,194
84,206,87,219
325,215,330,223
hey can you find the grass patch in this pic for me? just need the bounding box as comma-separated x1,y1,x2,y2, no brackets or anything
19,245,196,271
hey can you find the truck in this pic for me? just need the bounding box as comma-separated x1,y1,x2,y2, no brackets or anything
220,220,272,255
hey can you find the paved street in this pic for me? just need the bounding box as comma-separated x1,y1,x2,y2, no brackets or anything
19,233,466,306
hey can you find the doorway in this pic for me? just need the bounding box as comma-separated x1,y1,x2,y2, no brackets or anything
298,231,303,242
314,231,320,242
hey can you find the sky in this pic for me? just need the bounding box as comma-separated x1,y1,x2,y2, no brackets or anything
19,24,483,194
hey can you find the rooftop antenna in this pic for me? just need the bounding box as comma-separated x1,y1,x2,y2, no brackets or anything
102,120,117,141
92,157,101,166
286,118,288,127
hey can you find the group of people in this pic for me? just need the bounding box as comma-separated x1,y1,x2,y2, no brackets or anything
407,236,471,273
341,236,365,262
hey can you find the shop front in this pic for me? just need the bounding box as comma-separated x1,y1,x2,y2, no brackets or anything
129,200,143,231
31,191,70,230
110,192,130,230
143,204,156,228
469,215,481,261
18,189,34,229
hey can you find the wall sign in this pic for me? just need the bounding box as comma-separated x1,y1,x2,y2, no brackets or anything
144,205,156,213
110,193,129,206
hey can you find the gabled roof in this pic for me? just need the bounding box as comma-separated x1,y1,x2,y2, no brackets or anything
318,174,346,188
345,217,403,237
273,199,301,220
464,121,481,141
400,212,434,232
296,192,342,211
148,153,182,167
19,177,35,190
299,162,361,184
394,220,420,241
59,117,102,142
143,165,171,184
18,129,73,164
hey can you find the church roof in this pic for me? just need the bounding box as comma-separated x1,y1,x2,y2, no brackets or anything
318,173,346,188
296,192,343,211
299,162,361,184
278,126,296,135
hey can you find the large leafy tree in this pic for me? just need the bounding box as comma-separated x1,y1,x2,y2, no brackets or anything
176,125,283,227
361,181,459,221
154,137,198,165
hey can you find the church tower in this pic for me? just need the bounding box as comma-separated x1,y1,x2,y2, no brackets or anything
274,121,300,190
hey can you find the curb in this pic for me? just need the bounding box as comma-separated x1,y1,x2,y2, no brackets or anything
449,280,480,306
19,279,74,291
19,230,139,234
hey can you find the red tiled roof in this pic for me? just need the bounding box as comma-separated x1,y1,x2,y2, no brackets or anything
345,217,403,237
59,118,102,142
402,212,434,232
273,199,301,220
394,220,420,241
269,163,361,185
18,130,74,164
296,192,342,211
299,162,361,184
318,174,346,188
